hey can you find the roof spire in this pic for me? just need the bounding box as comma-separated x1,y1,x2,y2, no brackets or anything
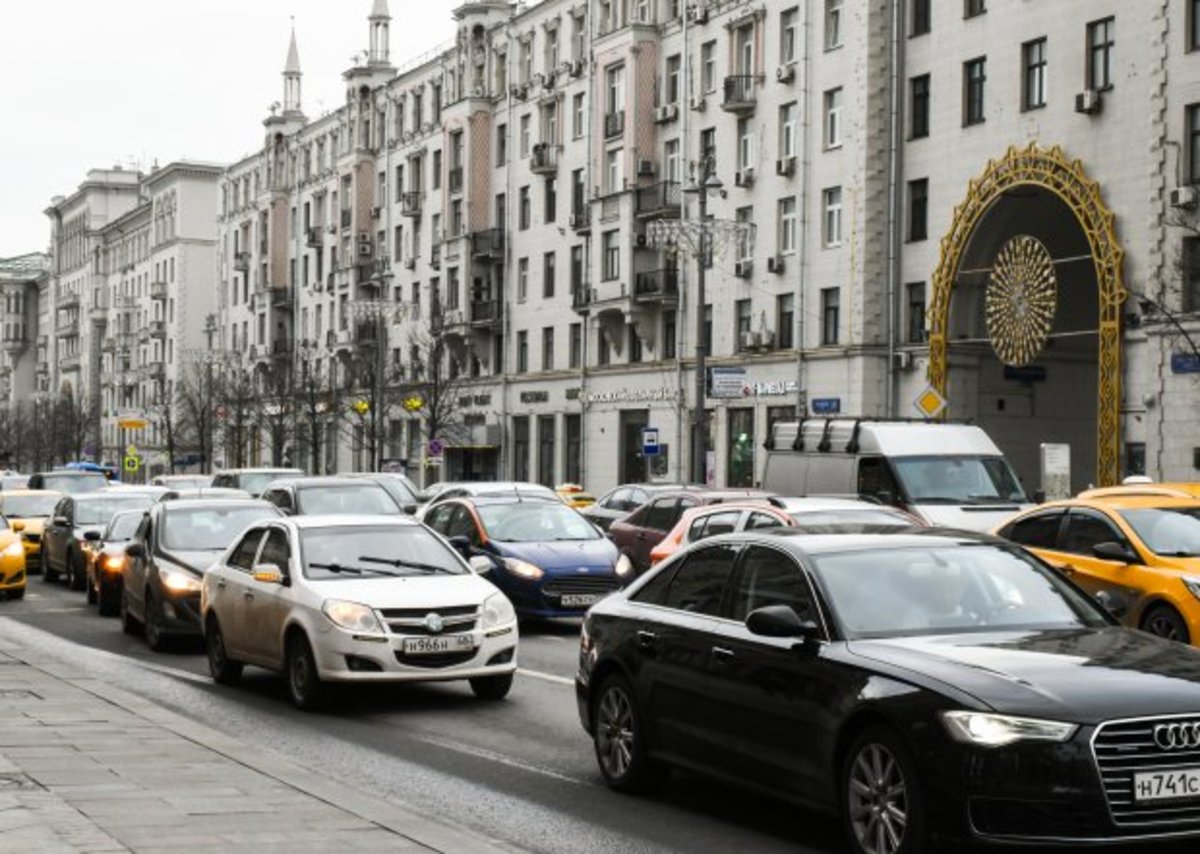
285,19,301,75
370,0,390,20
282,20,302,115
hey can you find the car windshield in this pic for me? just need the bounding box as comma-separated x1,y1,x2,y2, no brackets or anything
238,472,303,495
75,496,154,526
891,456,1027,504
1119,507,1200,557
43,473,107,494
301,525,467,578
105,512,144,541
296,485,400,515
790,509,916,531
371,477,418,505
812,544,1109,639
477,503,600,542
162,506,278,551
1,495,59,517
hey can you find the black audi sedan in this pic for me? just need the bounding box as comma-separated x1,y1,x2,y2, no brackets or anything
576,529,1200,853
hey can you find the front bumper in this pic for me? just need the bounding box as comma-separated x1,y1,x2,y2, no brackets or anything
312,622,519,684
0,566,26,592
155,591,203,637
497,572,625,618
20,542,40,573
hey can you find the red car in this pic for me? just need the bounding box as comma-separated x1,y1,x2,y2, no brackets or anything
606,488,774,572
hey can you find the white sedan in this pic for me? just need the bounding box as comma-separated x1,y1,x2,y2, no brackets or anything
200,515,518,709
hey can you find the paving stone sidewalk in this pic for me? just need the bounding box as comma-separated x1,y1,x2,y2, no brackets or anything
0,639,517,853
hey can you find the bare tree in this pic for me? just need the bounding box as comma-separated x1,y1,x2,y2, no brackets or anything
54,383,96,464
405,313,471,469
257,364,295,467
218,364,258,469
294,345,337,475
178,360,221,474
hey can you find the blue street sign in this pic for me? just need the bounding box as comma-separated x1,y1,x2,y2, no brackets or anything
1172,352,1200,374
642,428,660,457
811,397,841,415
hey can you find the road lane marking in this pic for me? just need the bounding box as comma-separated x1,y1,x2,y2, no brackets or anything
407,730,589,785
517,668,574,687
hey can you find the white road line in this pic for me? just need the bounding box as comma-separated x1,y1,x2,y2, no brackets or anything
408,730,589,785
517,668,575,687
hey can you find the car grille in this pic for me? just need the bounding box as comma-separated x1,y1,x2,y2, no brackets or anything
541,576,621,597
1093,717,1200,830
394,649,477,668
377,605,478,636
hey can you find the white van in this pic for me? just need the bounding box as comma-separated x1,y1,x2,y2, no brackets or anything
761,419,1031,532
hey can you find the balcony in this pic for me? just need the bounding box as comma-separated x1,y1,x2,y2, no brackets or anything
233,252,250,272
634,268,680,304
571,285,594,315
430,244,442,270
101,337,117,354
149,320,166,339
272,287,294,309
272,339,293,359
58,320,80,338
530,143,559,174
604,112,625,139
60,352,81,372
401,192,423,217
143,361,165,381
722,75,759,113
448,166,464,194
305,228,323,248
58,291,80,310
469,299,502,328
471,228,505,259
635,181,682,218
340,209,352,228
569,205,592,233
354,322,379,347
149,280,167,300
2,333,26,355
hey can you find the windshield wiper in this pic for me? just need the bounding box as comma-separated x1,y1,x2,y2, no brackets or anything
308,561,400,577
359,555,454,574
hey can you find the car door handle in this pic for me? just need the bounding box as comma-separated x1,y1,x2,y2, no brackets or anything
712,646,735,663
243,591,254,600
636,630,657,651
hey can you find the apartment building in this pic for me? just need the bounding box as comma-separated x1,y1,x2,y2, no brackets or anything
0,252,49,409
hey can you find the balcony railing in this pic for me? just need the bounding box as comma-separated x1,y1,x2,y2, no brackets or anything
59,320,80,338
233,252,250,272
272,339,293,358
340,209,353,228
272,287,294,308
604,112,625,139
58,291,80,309
448,166,464,194
531,143,559,174
571,285,594,314
569,205,592,232
634,268,680,303
722,75,759,112
305,228,323,248
149,320,167,338
469,299,502,327
60,353,81,371
635,181,682,217
149,280,167,300
401,192,423,217
471,228,505,258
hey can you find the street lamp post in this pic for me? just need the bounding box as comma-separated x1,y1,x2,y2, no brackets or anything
348,299,409,471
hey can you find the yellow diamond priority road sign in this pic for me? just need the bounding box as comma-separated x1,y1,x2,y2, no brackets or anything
914,385,947,420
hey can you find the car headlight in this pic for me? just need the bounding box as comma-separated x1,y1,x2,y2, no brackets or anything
1184,576,1200,602
941,711,1078,747
503,557,544,580
1,541,23,559
322,599,384,633
614,553,633,578
481,593,516,629
101,555,125,574
159,566,202,594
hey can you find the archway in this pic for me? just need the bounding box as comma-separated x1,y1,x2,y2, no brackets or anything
928,144,1126,488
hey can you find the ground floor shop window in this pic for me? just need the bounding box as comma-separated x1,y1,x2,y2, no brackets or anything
728,409,754,487
538,415,556,487
564,414,582,483
513,416,530,481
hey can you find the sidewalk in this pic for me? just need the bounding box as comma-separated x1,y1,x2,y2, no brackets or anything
0,638,518,853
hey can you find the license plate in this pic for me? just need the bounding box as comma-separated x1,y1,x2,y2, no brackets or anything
560,594,603,607
401,635,475,655
1133,768,1200,802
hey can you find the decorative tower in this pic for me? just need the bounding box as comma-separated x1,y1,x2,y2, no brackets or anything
368,0,391,66
283,27,302,116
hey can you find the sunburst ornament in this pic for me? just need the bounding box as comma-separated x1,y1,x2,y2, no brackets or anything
985,234,1057,367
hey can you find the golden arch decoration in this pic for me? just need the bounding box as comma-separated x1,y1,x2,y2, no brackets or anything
928,143,1127,486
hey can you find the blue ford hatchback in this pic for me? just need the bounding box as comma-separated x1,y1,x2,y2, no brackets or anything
424,497,633,617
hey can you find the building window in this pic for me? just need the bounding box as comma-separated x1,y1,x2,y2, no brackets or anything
778,197,797,254
565,414,582,484
496,123,507,166
782,8,800,63
519,114,531,157
543,251,556,298
824,1,842,50
907,282,927,343
513,416,530,481
629,324,642,363
603,230,620,280
737,119,753,170
1191,0,1200,52
517,330,528,373
665,139,681,182
963,57,986,126
822,187,843,247
1189,104,1200,184
908,178,928,242
1184,237,1200,312
735,299,752,351
569,322,582,368
665,54,681,103
701,41,717,93
1023,38,1047,110
824,87,843,148
700,128,716,164
519,186,531,230
542,326,554,371
597,331,610,366
964,0,985,18
606,148,622,193
605,64,625,120
573,93,585,138
432,150,442,189
777,294,794,349
545,177,557,222
821,288,840,345
779,102,797,158
1087,17,1115,91
518,257,528,300
911,0,930,36
910,74,930,139
663,309,677,359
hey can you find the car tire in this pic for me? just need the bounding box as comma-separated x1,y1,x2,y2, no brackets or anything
1142,604,1190,644
67,550,86,592
840,725,929,854
285,633,325,711
43,561,58,584
8,588,24,601
120,589,141,635
205,617,243,685
97,581,119,617
592,673,663,794
469,673,513,701
143,588,168,652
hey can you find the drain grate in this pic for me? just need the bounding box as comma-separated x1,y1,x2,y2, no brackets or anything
0,773,45,792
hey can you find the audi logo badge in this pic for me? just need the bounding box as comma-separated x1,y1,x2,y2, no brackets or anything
424,613,445,634
1153,722,1200,750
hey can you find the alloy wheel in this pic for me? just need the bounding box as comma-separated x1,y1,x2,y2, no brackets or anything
596,683,635,781
847,742,908,854
1144,606,1188,643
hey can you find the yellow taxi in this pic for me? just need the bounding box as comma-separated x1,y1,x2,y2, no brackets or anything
555,483,596,509
995,494,1200,645
0,490,62,575
0,515,26,599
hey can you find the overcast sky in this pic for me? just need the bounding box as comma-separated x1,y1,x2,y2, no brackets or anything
0,0,457,258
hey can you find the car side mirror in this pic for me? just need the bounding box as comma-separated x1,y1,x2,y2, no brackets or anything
447,535,472,557
1092,541,1138,564
745,604,821,640
125,542,146,559
252,563,285,585
469,555,494,575
403,503,418,516
83,530,102,542
10,521,24,533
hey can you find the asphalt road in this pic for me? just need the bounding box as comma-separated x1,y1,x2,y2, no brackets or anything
2,579,840,854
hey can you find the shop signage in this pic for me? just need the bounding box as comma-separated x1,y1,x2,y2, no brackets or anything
710,367,748,399
458,394,493,407
578,388,682,404
1040,443,1071,501
750,380,799,397
811,397,841,414
1003,365,1047,383
566,387,581,400
1171,352,1200,374
519,390,550,403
